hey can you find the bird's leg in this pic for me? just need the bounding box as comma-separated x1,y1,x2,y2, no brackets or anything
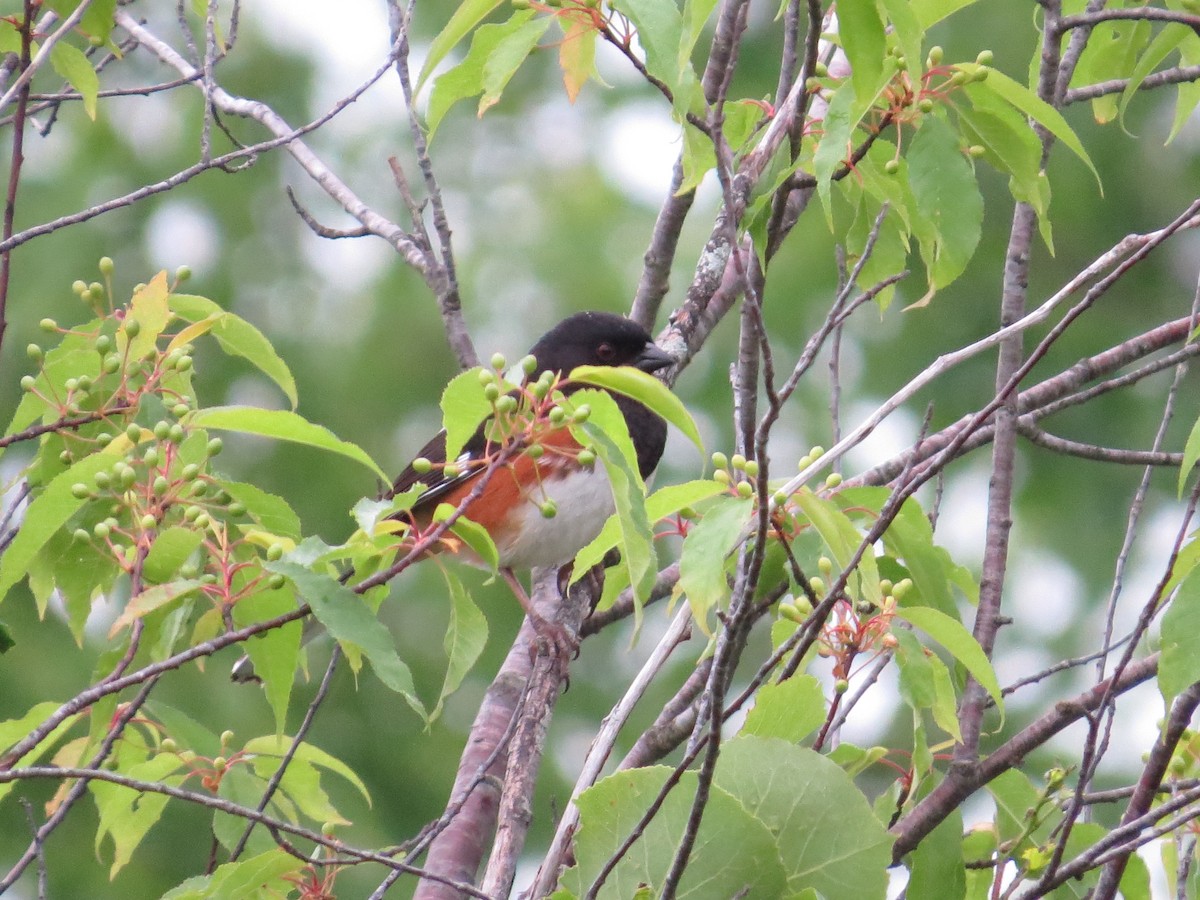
501,567,579,661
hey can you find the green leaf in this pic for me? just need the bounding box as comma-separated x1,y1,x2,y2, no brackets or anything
1118,23,1189,129
50,40,99,119
909,0,979,29
678,494,753,629
428,12,534,136
715,737,893,899
986,769,1039,847
880,495,975,618
92,753,183,876
418,0,506,92
908,116,983,301
108,580,203,638
479,15,552,115
839,0,885,105
564,764,789,898
741,674,826,742
572,479,727,581
47,0,118,42
266,558,424,719
0,701,81,803
243,734,371,807
222,481,302,539
610,0,684,90
0,620,13,653
440,367,494,466
169,294,299,408
680,0,719,68
794,488,881,602
434,502,500,571
120,272,173,361
880,0,924,82
972,65,1100,188
960,82,1044,216
570,364,704,456
142,527,205,584
1159,568,1200,703
813,80,858,224
1179,412,1200,496
908,804,966,900
928,651,964,742
895,627,936,711
432,567,489,721
189,406,387,481
232,585,303,734
0,450,118,607
896,605,1004,718
158,850,306,900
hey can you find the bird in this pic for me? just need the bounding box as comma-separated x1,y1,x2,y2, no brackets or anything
385,310,673,650
231,311,672,681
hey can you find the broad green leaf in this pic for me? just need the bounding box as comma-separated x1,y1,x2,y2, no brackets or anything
92,753,184,876
0,701,80,803
232,585,303,734
1159,568,1200,703
108,580,203,638
741,674,826,742
189,406,386,480
571,478,726,586
715,737,893,899
265,558,423,719
678,494,752,628
570,364,702,455
908,804,965,900
813,80,858,225
928,651,963,742
243,734,370,807
169,294,298,408
881,0,924,82
839,0,885,105
986,769,1040,849
963,827,999,900
432,567,489,721
610,0,684,90
908,116,983,302
896,605,1003,717
28,524,117,641
960,83,1044,216
910,0,979,29
1180,409,1200,496
440,367,493,463
1118,23,1189,128
0,620,12,652
428,12,534,136
895,628,936,711
418,0,506,92
49,40,98,119
0,450,118,607
826,741,890,778
158,850,305,900
142,527,204,584
680,0,719,67
971,66,1100,187
222,481,302,539
479,15,552,115
564,764,789,898
434,502,500,571
4,328,101,446
571,390,657,609
47,0,118,42
880,494,975,617
119,272,172,361
794,487,881,602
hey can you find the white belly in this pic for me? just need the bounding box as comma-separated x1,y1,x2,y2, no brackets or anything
495,464,614,569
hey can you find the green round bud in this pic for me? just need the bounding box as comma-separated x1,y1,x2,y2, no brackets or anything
810,576,826,595
540,500,557,519
884,159,901,175
490,352,507,371
794,595,814,615
477,368,495,386
520,354,538,375
118,466,137,490
974,66,990,82
805,76,822,91
772,490,788,506
98,256,114,276
26,343,42,362
744,460,759,477
267,573,286,590
65,378,79,393
164,349,183,369
94,334,112,355
321,821,337,837
834,678,850,694
179,563,199,578
578,449,596,467
525,444,544,459
175,265,192,282
93,522,111,540
77,376,92,393
809,445,825,458
731,453,747,471
153,421,171,440
879,579,894,595
227,502,246,517
19,375,35,391
266,543,284,562
927,45,943,65
190,481,208,497
172,403,190,418
72,279,88,295
176,355,193,372
39,318,57,332
412,457,432,474
152,475,169,495
88,282,104,299
495,395,518,414
976,50,994,66
168,423,184,442
184,505,202,522
968,144,986,158
125,423,142,443
814,61,828,77
548,406,567,425
71,483,90,499
443,464,460,478
140,514,157,530
572,404,591,423
711,451,728,470
713,469,731,485
193,513,211,529
206,437,223,457
58,450,72,464
736,481,754,498
102,354,121,374
895,55,907,71
825,472,843,488
73,527,90,543
143,447,160,467
483,383,501,402
96,432,112,447
818,556,833,576
530,379,551,400
779,602,805,623
95,472,114,492
918,98,934,113
181,464,200,481
123,318,140,338
894,578,913,599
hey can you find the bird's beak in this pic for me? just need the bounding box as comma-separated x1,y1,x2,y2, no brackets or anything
635,343,674,373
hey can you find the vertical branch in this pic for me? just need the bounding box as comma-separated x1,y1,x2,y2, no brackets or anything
0,0,33,356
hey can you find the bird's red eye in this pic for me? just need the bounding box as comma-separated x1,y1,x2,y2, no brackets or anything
596,342,616,362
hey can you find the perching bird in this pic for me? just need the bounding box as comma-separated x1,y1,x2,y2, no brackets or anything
232,311,672,680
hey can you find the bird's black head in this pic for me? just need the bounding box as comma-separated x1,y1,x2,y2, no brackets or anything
526,311,673,376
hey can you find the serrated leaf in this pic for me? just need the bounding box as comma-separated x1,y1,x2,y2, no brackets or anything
92,754,184,876
232,585,303,734
118,272,172,360
896,605,1003,718
570,364,702,456
169,294,299,408
441,367,493,463
908,804,965,900
741,674,826,742
479,15,552,115
908,116,983,302
158,850,306,900
243,733,370,806
108,580,203,638
880,0,924,83
0,450,118,607
880,495,974,618
189,406,386,480
559,10,597,103
839,0,885,105
972,65,1100,188
678,494,753,629
265,558,423,719
434,502,500,571
909,0,978,29
794,487,881,602
418,0,506,92
49,40,98,119
565,764,789,898
432,567,488,721
610,0,684,90
1159,569,1200,703
142,527,204,584
428,12,534,136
